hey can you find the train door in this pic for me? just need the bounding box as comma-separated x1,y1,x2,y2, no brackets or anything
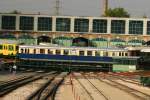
0,44,2,55
3,44,8,55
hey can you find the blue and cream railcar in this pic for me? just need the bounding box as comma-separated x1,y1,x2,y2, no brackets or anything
17,45,130,71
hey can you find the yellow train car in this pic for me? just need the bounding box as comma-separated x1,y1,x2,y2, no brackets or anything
0,40,17,56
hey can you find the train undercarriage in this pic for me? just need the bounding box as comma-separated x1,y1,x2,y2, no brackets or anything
17,59,113,72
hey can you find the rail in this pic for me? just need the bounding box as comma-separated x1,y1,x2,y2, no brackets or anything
27,72,68,100
97,73,150,100
73,73,94,100
82,73,109,100
0,71,57,97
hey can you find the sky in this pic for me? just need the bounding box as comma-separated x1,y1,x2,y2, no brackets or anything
0,0,150,18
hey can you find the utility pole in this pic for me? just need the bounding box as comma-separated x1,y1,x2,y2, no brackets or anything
54,0,61,15
102,0,108,16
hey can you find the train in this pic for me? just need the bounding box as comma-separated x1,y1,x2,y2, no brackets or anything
0,40,17,58
0,41,145,71
16,45,141,71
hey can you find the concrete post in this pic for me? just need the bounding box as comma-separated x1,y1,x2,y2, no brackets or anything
34,16,38,32
71,17,74,33
52,16,56,32
89,17,93,32
16,15,20,31
143,19,147,35
107,18,111,34
125,19,129,35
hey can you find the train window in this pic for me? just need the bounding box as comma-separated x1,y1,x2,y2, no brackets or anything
119,52,122,56
56,50,61,55
103,51,108,56
33,49,36,54
16,46,18,50
112,52,115,56
27,49,30,54
25,49,27,54
24,49,29,54
3,45,6,50
21,49,24,53
79,51,84,56
8,45,14,51
48,49,53,55
95,51,100,56
122,52,124,56
87,51,92,56
0,45,2,49
125,53,128,56
64,50,69,55
40,49,45,54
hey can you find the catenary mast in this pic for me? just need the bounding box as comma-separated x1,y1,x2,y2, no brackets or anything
102,0,108,16
54,0,60,15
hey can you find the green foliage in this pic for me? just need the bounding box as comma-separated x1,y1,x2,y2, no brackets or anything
10,10,21,14
104,8,130,18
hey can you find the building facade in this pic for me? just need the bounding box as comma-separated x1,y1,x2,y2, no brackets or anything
0,14,150,47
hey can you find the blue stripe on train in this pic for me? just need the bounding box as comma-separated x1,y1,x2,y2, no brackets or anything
18,54,113,62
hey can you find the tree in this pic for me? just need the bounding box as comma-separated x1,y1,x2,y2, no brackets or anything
10,10,21,14
104,7,130,18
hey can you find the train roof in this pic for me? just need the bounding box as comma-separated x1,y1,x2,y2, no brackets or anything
19,45,128,51
141,48,150,52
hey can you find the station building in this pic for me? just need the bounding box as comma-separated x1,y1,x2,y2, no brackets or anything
0,14,150,47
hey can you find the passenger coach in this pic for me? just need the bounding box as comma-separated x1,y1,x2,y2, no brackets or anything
17,45,138,71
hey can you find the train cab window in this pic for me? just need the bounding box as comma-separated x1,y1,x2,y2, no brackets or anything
87,51,92,56
95,51,100,56
40,49,45,54
48,49,53,55
79,51,84,56
0,45,2,50
64,50,69,55
3,45,7,50
21,49,24,53
16,46,18,50
56,50,61,55
8,45,14,51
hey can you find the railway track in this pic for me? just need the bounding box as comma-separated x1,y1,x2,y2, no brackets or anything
82,73,109,100
0,71,57,97
73,73,94,100
107,73,140,84
73,73,109,100
97,73,150,100
27,72,68,100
